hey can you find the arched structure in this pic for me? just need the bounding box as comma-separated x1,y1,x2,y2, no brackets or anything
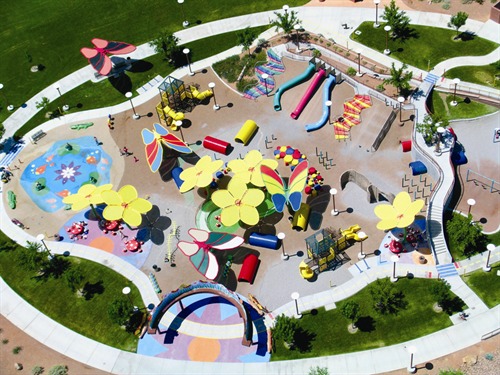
148,280,253,346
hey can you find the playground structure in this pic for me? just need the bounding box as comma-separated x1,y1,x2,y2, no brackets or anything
340,170,395,204
148,280,253,346
156,76,213,128
301,226,364,277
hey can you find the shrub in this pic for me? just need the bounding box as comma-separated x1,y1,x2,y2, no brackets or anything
212,55,242,83
13,345,22,354
347,67,357,76
312,49,321,58
32,366,44,375
48,365,68,375
2,338,9,344
309,366,329,375
376,83,385,92
272,314,299,348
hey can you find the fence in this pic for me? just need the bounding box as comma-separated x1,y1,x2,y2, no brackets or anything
466,169,500,193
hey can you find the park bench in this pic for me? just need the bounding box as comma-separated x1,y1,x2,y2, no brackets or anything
31,130,46,144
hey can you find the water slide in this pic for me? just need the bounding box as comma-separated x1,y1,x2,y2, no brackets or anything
273,62,316,111
290,68,326,120
305,74,336,132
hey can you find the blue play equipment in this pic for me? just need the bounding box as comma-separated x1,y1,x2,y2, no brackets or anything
273,62,316,111
171,167,184,189
409,161,428,176
248,232,280,250
305,74,336,132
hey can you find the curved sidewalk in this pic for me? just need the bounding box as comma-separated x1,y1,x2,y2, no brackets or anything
1,5,500,374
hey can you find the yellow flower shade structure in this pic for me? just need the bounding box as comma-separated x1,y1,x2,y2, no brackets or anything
374,191,425,231
211,178,265,226
62,184,113,211
179,155,224,193
227,150,278,187
101,185,152,227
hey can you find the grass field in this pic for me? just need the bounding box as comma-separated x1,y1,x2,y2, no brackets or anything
463,262,500,308
445,62,500,88
428,91,499,120
271,278,462,361
0,0,306,126
0,231,143,351
351,22,498,71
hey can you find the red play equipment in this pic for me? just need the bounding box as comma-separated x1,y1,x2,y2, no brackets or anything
238,254,259,284
203,136,231,155
123,237,144,252
290,68,326,119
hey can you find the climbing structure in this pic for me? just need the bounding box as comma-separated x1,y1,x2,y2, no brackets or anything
244,49,285,100
334,94,372,140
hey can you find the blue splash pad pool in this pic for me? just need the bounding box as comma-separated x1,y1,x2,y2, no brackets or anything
20,136,112,212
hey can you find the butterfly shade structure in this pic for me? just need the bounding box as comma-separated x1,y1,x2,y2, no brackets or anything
81,38,136,76
141,123,192,173
177,229,244,280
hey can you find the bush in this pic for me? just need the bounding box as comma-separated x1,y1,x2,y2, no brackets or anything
347,67,357,76
31,366,44,375
48,365,68,375
212,55,242,83
272,314,300,348
309,366,329,375
13,345,22,354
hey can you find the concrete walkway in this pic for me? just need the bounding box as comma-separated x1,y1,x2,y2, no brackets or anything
1,5,499,375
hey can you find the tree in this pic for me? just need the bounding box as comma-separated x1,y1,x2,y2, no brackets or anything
108,298,133,326
340,301,361,328
384,62,413,96
149,31,181,65
270,9,301,40
446,213,487,258
370,278,407,315
416,113,450,145
382,0,412,40
272,314,299,349
430,279,452,308
448,12,469,38
16,241,49,272
64,265,85,295
237,27,257,56
35,97,50,111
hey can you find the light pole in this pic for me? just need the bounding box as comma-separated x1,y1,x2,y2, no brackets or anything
294,24,301,52
277,232,289,260
406,345,417,373
261,73,269,96
122,286,137,310
357,231,367,259
0,83,14,111
390,254,399,282
467,198,476,216
55,85,62,97
178,0,189,28
384,25,392,55
208,82,220,111
450,78,461,106
434,126,445,155
330,188,339,216
291,292,302,319
282,4,289,14
374,0,381,28
397,97,405,123
36,234,52,257
355,49,363,76
325,100,332,124
125,92,140,120
175,120,185,140
183,48,194,76
483,243,495,272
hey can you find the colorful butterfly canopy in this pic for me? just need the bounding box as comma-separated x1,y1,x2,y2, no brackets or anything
141,123,192,173
177,228,244,280
80,38,136,76
260,160,309,213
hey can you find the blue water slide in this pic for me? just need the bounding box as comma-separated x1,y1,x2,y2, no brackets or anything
304,74,336,132
273,62,316,111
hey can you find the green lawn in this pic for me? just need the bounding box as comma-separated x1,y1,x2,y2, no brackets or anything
271,278,462,360
351,22,498,71
444,62,500,88
428,91,499,120
14,25,270,138
0,0,307,126
0,231,143,351
462,262,500,308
